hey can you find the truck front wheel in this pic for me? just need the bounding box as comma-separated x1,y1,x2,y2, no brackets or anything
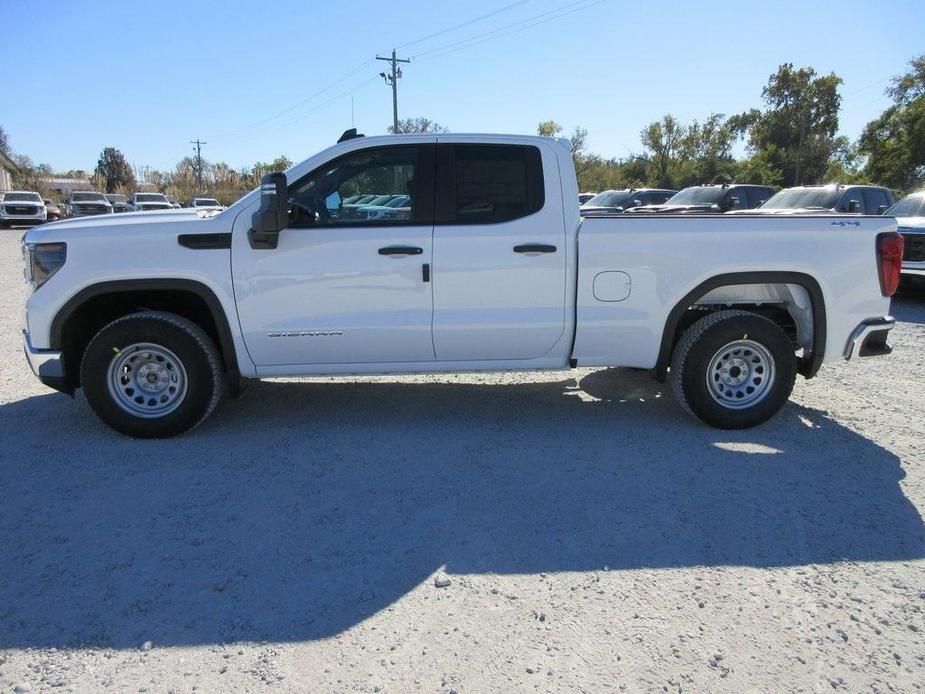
80,311,224,438
670,310,797,429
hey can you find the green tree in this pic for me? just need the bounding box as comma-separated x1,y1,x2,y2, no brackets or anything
738,63,843,186
858,55,925,191
639,115,686,188
251,155,293,182
0,125,10,158
388,117,449,134
94,147,136,193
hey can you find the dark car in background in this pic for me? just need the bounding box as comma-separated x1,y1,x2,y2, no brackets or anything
64,191,113,217
105,193,131,213
734,184,895,215
578,192,597,205
580,188,677,215
630,184,776,214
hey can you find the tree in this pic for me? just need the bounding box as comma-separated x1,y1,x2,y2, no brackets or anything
94,147,136,193
639,115,686,188
858,55,925,191
738,64,843,186
388,117,449,134
251,155,293,182
0,125,10,158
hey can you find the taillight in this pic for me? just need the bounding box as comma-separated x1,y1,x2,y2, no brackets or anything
876,232,904,297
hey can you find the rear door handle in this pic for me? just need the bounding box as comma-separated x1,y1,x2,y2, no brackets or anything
514,244,557,254
379,246,423,256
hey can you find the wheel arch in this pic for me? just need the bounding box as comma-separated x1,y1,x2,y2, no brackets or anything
50,279,240,393
654,271,827,382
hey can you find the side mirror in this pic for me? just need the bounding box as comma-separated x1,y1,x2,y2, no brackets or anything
249,172,287,249
877,204,888,215
847,199,861,213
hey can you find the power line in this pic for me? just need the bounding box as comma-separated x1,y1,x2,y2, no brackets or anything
413,0,606,62
395,0,532,50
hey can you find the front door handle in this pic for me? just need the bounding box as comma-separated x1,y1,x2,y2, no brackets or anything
514,244,557,254
379,246,423,256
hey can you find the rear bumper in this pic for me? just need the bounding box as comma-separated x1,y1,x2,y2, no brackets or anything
22,329,70,393
843,317,895,361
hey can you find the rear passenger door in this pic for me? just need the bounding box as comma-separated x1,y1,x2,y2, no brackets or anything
431,142,567,361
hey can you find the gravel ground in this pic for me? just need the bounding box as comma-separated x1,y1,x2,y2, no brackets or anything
0,228,923,693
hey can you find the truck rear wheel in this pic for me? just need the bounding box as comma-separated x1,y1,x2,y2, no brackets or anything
80,311,223,438
670,310,796,429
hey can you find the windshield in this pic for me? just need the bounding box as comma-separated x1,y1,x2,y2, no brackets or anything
666,187,726,205
886,194,925,218
761,188,841,210
194,198,220,206
4,192,42,202
583,190,634,208
106,194,128,203
136,193,168,202
72,192,107,202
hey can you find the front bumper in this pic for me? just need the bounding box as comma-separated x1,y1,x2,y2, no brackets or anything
22,329,70,393
843,317,895,360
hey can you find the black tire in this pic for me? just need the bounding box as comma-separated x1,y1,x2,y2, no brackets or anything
670,310,797,429
80,311,223,438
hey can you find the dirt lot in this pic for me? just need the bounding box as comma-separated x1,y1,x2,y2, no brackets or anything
0,228,923,693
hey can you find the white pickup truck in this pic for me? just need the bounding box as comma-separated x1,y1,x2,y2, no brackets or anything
21,132,903,438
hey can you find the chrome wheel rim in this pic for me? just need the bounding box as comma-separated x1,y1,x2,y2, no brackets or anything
706,339,775,410
107,343,188,418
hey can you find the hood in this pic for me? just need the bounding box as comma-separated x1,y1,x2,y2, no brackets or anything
631,203,719,214
25,207,225,240
579,205,626,215
895,216,925,232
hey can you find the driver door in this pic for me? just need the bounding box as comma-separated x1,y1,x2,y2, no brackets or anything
232,142,437,367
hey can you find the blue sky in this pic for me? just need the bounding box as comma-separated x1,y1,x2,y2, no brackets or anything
3,0,923,173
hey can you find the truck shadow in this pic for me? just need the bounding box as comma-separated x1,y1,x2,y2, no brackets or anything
0,368,922,650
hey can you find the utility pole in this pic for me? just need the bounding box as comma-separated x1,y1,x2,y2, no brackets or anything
190,139,207,192
794,109,808,186
376,49,411,133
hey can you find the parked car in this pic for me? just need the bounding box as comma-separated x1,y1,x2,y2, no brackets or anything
631,184,776,214
0,190,46,227
578,193,597,205
105,194,132,213
128,192,174,212
43,198,65,222
64,191,113,218
886,190,925,282
580,188,677,215
165,195,182,209
187,197,224,210
21,132,899,438
356,194,412,221
734,184,895,215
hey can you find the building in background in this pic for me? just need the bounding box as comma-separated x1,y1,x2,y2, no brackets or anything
0,150,16,191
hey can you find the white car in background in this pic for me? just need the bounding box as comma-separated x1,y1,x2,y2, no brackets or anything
129,192,174,212
188,197,225,211
0,191,46,227
887,191,925,281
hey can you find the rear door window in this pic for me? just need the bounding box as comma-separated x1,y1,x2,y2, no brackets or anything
862,188,891,215
436,144,544,224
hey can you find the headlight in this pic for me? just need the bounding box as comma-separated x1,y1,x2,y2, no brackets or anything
23,242,67,290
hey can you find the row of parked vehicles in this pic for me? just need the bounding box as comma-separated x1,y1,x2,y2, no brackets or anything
578,183,925,282
0,190,224,227
579,183,896,216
